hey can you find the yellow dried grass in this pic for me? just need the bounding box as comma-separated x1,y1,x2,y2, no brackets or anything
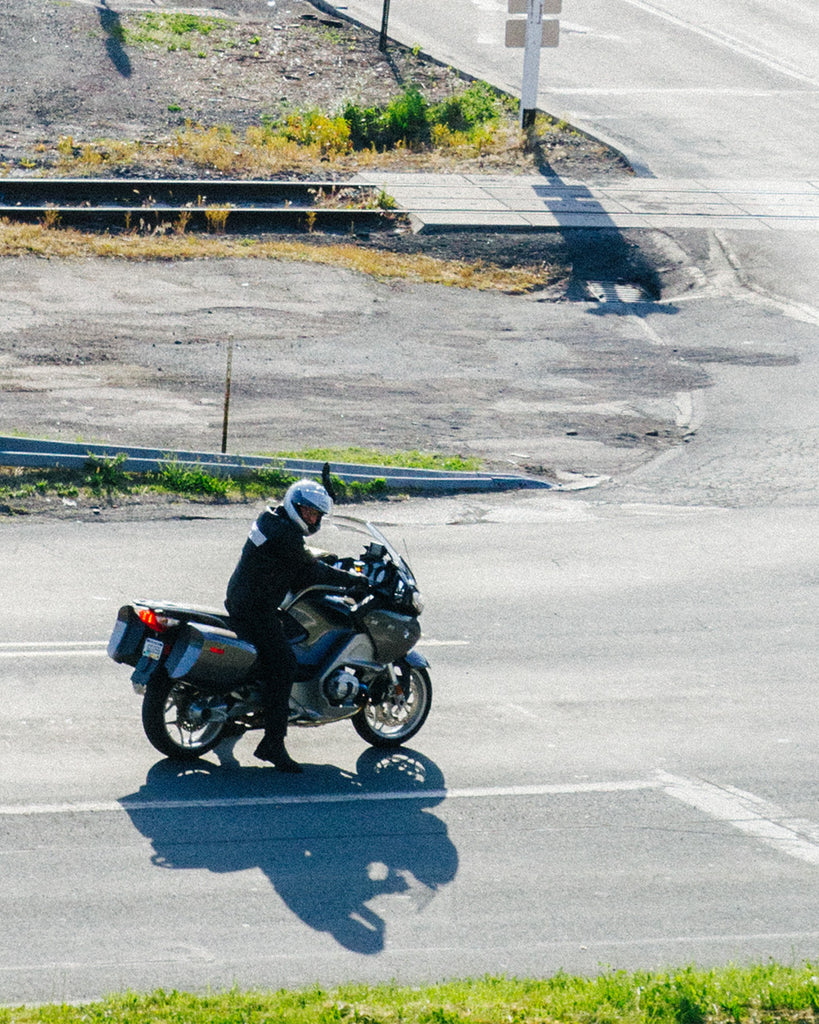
0,219,559,293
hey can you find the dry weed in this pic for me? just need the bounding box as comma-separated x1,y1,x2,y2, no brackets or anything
0,219,559,293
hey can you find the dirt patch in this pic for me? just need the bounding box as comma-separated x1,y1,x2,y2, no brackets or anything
0,253,708,516
0,0,719,523
0,0,630,180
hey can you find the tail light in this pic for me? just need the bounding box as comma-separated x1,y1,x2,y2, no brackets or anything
138,608,180,633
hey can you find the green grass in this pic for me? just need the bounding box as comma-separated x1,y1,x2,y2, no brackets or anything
342,81,507,151
15,78,528,180
1,966,818,1023
122,12,231,50
0,447,481,513
1,447,484,511
272,447,484,472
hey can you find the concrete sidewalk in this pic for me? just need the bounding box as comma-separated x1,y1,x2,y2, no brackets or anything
357,173,819,232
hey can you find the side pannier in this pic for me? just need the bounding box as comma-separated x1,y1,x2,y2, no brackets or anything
107,605,148,667
165,622,257,688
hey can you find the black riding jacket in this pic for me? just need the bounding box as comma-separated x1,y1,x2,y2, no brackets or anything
226,505,353,619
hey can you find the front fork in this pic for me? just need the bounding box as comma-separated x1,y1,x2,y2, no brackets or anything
373,650,430,702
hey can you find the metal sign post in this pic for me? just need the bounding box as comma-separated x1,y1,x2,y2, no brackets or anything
221,333,234,455
520,0,543,128
379,0,391,50
505,0,560,129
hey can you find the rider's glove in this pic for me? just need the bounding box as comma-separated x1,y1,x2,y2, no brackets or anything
347,574,370,597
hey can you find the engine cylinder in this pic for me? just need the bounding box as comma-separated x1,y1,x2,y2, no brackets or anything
324,668,366,706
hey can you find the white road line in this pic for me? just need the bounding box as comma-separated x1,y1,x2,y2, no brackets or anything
0,779,657,817
550,87,818,96
0,640,466,654
4,773,818,869
658,771,819,866
617,0,819,87
0,641,105,649
0,650,107,659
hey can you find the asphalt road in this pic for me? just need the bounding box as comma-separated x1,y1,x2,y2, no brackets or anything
332,0,819,178
1,267,818,1000
1,502,817,1001
2,0,819,1006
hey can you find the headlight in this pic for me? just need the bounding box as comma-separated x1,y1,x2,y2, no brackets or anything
411,590,424,614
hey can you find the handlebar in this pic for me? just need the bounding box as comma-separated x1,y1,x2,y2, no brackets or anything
279,584,350,612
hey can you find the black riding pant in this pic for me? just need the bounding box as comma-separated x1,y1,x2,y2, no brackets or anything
228,604,296,743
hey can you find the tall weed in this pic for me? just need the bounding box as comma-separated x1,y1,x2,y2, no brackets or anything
343,81,503,151
83,452,129,498
343,86,429,149
156,459,230,498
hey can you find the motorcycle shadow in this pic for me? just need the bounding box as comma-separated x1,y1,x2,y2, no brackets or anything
119,746,458,955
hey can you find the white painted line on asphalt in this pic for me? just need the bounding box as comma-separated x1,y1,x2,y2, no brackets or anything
550,86,817,97
4,772,818,869
658,771,819,866
0,639,467,652
0,778,658,817
617,0,819,87
0,641,105,649
0,650,107,659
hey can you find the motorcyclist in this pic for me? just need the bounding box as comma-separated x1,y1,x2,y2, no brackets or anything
225,478,367,773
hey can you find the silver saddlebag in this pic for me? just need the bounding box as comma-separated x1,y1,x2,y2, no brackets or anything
108,604,148,667
165,623,257,689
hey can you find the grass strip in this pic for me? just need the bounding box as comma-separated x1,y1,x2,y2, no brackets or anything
0,448,484,512
272,446,483,472
0,221,555,293
1,966,818,1022
0,458,384,508
22,82,531,176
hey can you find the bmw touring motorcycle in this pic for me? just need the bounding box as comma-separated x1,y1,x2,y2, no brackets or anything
107,517,431,760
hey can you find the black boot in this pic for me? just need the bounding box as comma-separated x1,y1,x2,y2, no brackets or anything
254,735,303,773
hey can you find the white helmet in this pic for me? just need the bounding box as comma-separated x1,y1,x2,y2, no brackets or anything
283,479,333,535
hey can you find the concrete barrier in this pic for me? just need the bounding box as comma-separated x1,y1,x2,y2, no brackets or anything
0,436,552,494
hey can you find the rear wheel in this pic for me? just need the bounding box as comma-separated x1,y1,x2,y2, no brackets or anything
142,672,229,760
352,661,432,748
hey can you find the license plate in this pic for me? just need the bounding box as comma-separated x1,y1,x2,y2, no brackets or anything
142,637,164,661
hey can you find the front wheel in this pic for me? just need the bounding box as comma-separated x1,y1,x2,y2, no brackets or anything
142,672,229,760
352,661,432,748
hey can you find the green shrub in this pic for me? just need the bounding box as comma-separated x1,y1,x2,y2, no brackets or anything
385,85,429,143
157,459,230,498
343,85,430,150
343,82,503,151
83,452,129,497
250,466,297,492
430,81,501,134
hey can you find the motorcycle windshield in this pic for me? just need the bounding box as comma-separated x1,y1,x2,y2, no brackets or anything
364,521,418,588
329,516,418,587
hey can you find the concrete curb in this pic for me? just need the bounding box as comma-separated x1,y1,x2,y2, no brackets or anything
0,437,553,494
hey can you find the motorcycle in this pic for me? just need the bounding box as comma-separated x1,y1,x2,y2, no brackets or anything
107,515,431,761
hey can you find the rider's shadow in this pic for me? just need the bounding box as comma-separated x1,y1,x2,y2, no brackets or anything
119,747,458,954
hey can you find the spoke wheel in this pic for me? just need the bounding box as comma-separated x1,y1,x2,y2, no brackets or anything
352,662,432,748
142,671,228,760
